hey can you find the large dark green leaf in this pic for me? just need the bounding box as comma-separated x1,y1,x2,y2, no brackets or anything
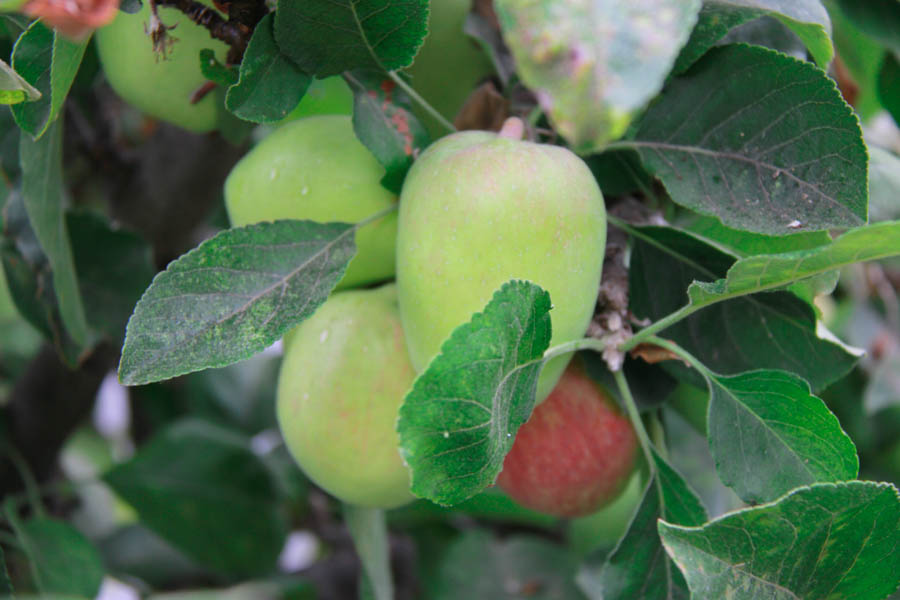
345,69,429,194
708,370,858,504
674,0,833,73
659,482,900,600
103,419,288,576
628,225,859,392
579,449,706,600
6,509,104,598
434,530,584,599
225,13,312,123
68,212,154,343
495,0,701,152
398,280,551,506
631,44,867,235
10,21,87,138
19,119,90,346
118,220,357,386
274,0,428,77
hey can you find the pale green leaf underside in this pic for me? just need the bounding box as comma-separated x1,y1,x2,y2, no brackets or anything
659,481,900,600
708,370,858,504
344,505,393,600
496,0,701,152
632,44,866,235
118,220,356,386
690,221,900,305
398,280,551,506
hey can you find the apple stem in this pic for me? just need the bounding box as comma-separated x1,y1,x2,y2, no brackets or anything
386,71,457,134
498,117,526,140
613,369,656,475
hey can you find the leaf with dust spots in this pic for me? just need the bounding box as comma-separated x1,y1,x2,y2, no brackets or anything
118,220,356,386
659,482,900,600
630,45,867,235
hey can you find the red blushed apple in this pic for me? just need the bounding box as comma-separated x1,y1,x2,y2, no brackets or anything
496,359,639,518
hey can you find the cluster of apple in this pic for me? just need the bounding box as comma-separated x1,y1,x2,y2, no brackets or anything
95,0,639,519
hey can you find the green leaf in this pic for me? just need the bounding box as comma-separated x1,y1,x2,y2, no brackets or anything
11,21,88,138
692,221,900,301
631,44,867,235
434,530,584,599
578,450,705,600
67,212,154,342
675,0,833,74
344,505,393,600
103,419,288,576
878,51,900,127
6,509,104,597
708,370,858,504
629,225,859,392
225,13,312,123
274,0,428,77
117,219,356,386
836,0,900,56
0,187,83,364
199,49,238,88
0,57,40,104
495,0,701,152
659,481,900,600
828,0,886,121
345,69,430,194
868,147,900,223
398,280,552,506
19,118,90,346
677,212,831,258
0,545,12,596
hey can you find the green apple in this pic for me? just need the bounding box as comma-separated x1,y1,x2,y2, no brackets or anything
224,115,398,290
95,0,228,133
406,0,494,136
497,359,638,518
568,470,643,556
276,284,415,508
282,77,354,121
396,118,606,401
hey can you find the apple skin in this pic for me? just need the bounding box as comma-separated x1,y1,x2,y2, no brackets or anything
95,0,228,133
276,284,415,509
225,115,398,290
496,360,638,518
396,125,606,402
282,77,354,121
406,0,494,136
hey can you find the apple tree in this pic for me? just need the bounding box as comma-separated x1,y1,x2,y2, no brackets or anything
1,0,900,598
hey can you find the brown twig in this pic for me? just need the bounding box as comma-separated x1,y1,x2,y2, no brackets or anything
152,0,267,64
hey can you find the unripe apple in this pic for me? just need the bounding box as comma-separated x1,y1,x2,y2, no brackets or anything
496,359,638,517
406,0,494,136
95,0,228,133
224,115,398,290
396,118,606,402
276,284,415,508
